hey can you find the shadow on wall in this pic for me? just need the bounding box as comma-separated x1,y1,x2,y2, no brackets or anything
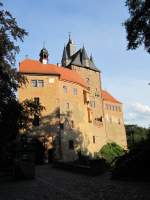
29,107,90,161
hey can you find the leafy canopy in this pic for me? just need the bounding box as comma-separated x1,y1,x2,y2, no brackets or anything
0,3,43,148
124,0,150,53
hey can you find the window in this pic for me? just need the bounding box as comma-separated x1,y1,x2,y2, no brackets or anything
83,90,90,104
31,80,37,87
118,107,121,112
109,116,112,123
60,123,64,130
93,136,96,144
66,102,70,109
71,120,74,128
33,115,40,126
115,106,118,112
90,101,96,108
73,88,77,96
31,80,44,87
63,86,67,94
68,140,74,150
34,97,39,105
86,77,90,85
118,119,121,125
95,88,99,97
87,108,92,123
38,80,44,87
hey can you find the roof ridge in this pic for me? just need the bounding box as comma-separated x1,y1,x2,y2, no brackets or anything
19,59,88,89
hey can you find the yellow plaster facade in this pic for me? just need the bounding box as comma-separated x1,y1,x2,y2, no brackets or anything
18,41,127,161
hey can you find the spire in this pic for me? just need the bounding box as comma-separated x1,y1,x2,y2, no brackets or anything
90,54,94,62
68,32,71,43
61,45,69,66
81,45,89,67
66,35,76,57
82,45,89,60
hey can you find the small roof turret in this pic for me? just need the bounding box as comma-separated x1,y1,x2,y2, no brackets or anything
39,48,49,64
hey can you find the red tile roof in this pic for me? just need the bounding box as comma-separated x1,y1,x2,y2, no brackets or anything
102,90,121,104
19,59,87,88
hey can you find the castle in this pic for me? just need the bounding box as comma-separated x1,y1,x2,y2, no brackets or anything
18,37,127,161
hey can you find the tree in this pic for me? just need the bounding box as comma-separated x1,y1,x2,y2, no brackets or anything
19,99,45,133
124,0,150,53
125,124,149,149
0,2,28,148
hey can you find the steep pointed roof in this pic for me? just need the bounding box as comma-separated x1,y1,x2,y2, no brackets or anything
62,46,68,60
70,49,82,66
69,48,100,72
82,46,89,60
90,54,94,62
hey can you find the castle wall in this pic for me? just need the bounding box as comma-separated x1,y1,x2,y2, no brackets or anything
18,63,127,161
71,66,107,154
103,100,127,149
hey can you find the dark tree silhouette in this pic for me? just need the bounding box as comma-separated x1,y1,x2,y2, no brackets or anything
124,0,150,53
0,2,27,148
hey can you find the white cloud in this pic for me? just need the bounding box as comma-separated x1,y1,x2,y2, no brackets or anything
132,103,150,115
125,102,150,127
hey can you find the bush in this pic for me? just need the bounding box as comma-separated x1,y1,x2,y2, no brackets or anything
112,136,150,180
98,143,125,166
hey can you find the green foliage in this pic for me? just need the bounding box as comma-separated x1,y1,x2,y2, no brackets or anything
0,3,44,149
0,2,28,147
98,143,125,166
19,99,45,133
112,135,150,180
125,124,149,149
124,0,150,53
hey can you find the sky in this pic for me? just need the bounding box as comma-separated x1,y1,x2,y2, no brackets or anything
3,0,150,127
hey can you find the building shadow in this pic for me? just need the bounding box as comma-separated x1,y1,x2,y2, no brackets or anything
29,107,90,162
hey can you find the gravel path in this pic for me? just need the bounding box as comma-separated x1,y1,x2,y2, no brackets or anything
0,165,150,200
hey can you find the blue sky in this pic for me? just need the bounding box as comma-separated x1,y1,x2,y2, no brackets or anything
4,0,150,127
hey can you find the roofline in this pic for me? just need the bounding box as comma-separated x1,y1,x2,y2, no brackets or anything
103,99,122,104
20,71,88,89
69,64,101,72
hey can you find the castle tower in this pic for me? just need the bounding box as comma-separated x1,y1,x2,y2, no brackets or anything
39,48,49,64
61,36,76,67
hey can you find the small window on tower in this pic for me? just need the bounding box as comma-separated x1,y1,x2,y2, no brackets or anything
66,102,70,110
93,136,96,144
86,77,90,85
118,119,121,125
71,120,74,128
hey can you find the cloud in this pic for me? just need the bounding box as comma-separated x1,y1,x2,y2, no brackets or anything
132,102,150,115
125,102,150,127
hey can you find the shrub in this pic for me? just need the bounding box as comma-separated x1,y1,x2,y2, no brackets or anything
98,143,125,166
112,136,150,180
